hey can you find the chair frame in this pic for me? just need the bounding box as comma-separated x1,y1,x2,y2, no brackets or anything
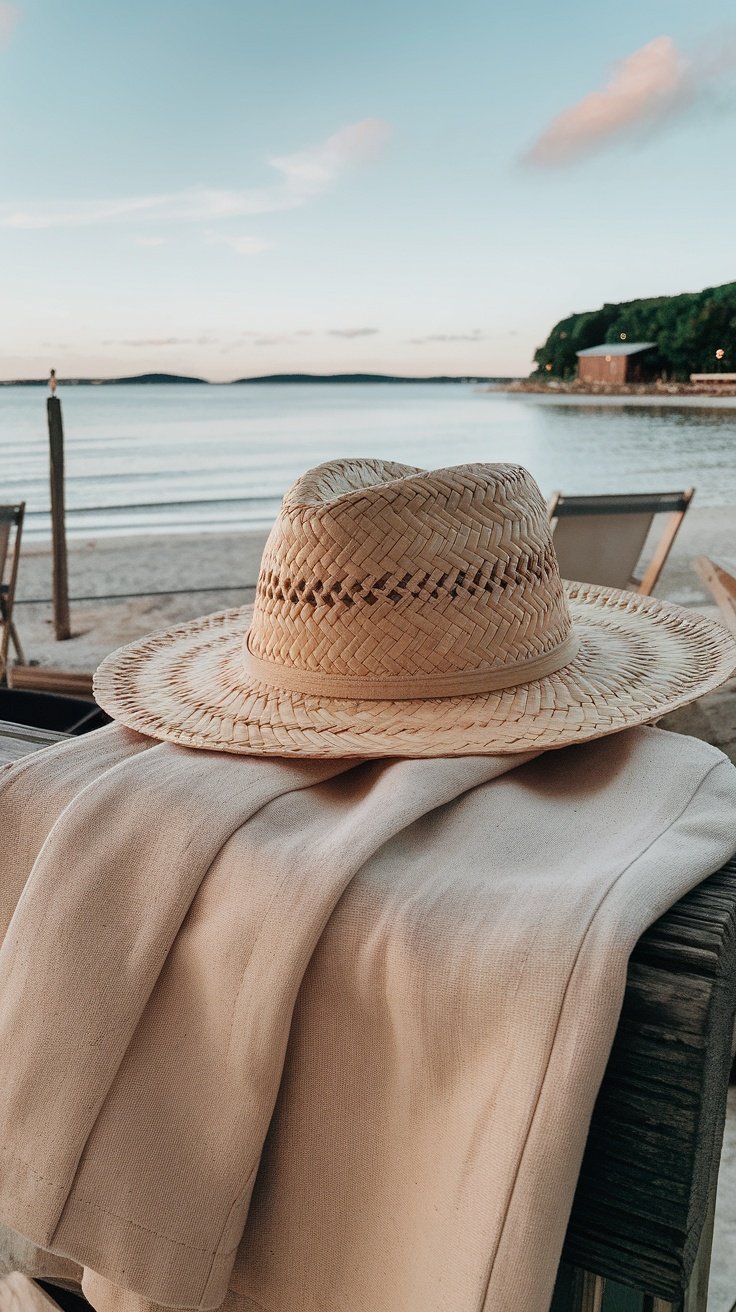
693,557,736,635
8,667,95,699
0,503,25,681
547,489,694,596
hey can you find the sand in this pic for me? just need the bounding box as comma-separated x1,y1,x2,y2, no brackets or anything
15,528,268,671
10,505,736,761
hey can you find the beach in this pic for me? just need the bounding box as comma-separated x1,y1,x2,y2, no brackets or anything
12,502,736,763
7,381,736,749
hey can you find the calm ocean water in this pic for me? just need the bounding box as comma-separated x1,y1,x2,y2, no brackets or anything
3,382,736,540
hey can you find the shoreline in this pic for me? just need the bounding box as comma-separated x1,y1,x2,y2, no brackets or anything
0,373,506,388
497,379,736,398
10,513,736,763
15,508,735,653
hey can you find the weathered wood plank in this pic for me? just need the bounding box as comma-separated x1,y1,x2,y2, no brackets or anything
9,668,95,700
0,719,69,764
693,556,736,636
576,1271,606,1310
562,859,736,1301
47,397,70,643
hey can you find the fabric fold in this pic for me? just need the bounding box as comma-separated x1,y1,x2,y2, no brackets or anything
221,729,736,1312
0,725,735,1312
0,726,530,1306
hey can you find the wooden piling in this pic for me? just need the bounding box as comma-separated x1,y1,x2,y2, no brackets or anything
47,394,71,640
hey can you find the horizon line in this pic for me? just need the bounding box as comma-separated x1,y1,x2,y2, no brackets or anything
0,369,519,386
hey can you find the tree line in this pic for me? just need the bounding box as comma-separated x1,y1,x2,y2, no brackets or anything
533,282,736,380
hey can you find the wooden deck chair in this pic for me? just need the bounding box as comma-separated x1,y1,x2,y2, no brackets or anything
0,503,25,680
693,557,736,635
547,489,694,595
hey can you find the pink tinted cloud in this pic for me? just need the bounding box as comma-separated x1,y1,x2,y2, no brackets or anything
525,36,692,166
0,3,20,44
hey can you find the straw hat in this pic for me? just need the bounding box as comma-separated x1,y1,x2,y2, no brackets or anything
94,459,736,758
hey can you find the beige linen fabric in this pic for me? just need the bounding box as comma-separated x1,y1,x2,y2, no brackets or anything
0,724,735,1312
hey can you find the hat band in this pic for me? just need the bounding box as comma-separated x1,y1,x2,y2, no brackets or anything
242,629,580,701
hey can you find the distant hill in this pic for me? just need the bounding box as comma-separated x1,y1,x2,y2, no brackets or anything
0,372,208,386
0,370,513,387
110,372,209,385
231,372,501,384
534,281,736,380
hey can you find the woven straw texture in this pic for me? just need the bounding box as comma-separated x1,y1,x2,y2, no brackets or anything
94,459,736,758
249,460,570,682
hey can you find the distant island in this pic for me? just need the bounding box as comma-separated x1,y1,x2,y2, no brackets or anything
0,371,510,387
231,372,504,384
533,280,736,380
0,373,209,387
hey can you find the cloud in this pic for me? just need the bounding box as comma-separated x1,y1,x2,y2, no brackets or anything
271,119,392,193
136,235,165,247
0,118,392,230
409,330,486,344
523,35,736,166
0,3,19,45
328,327,379,338
103,336,217,347
0,188,293,230
221,331,313,350
205,230,270,256
235,328,375,344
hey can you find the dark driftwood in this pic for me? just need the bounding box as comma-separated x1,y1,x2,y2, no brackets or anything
558,856,736,1309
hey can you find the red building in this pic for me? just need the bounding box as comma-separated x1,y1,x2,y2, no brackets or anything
576,342,657,384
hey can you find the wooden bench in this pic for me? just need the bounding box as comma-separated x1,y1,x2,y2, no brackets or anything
554,856,736,1310
0,722,734,1312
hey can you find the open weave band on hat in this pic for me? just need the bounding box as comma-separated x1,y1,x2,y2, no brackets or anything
95,458,736,758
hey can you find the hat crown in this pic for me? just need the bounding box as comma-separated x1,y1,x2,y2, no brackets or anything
247,459,573,685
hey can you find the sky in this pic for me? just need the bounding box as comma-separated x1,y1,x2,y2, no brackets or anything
2,0,736,381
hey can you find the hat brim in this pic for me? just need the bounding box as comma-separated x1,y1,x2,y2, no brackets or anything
93,582,736,758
